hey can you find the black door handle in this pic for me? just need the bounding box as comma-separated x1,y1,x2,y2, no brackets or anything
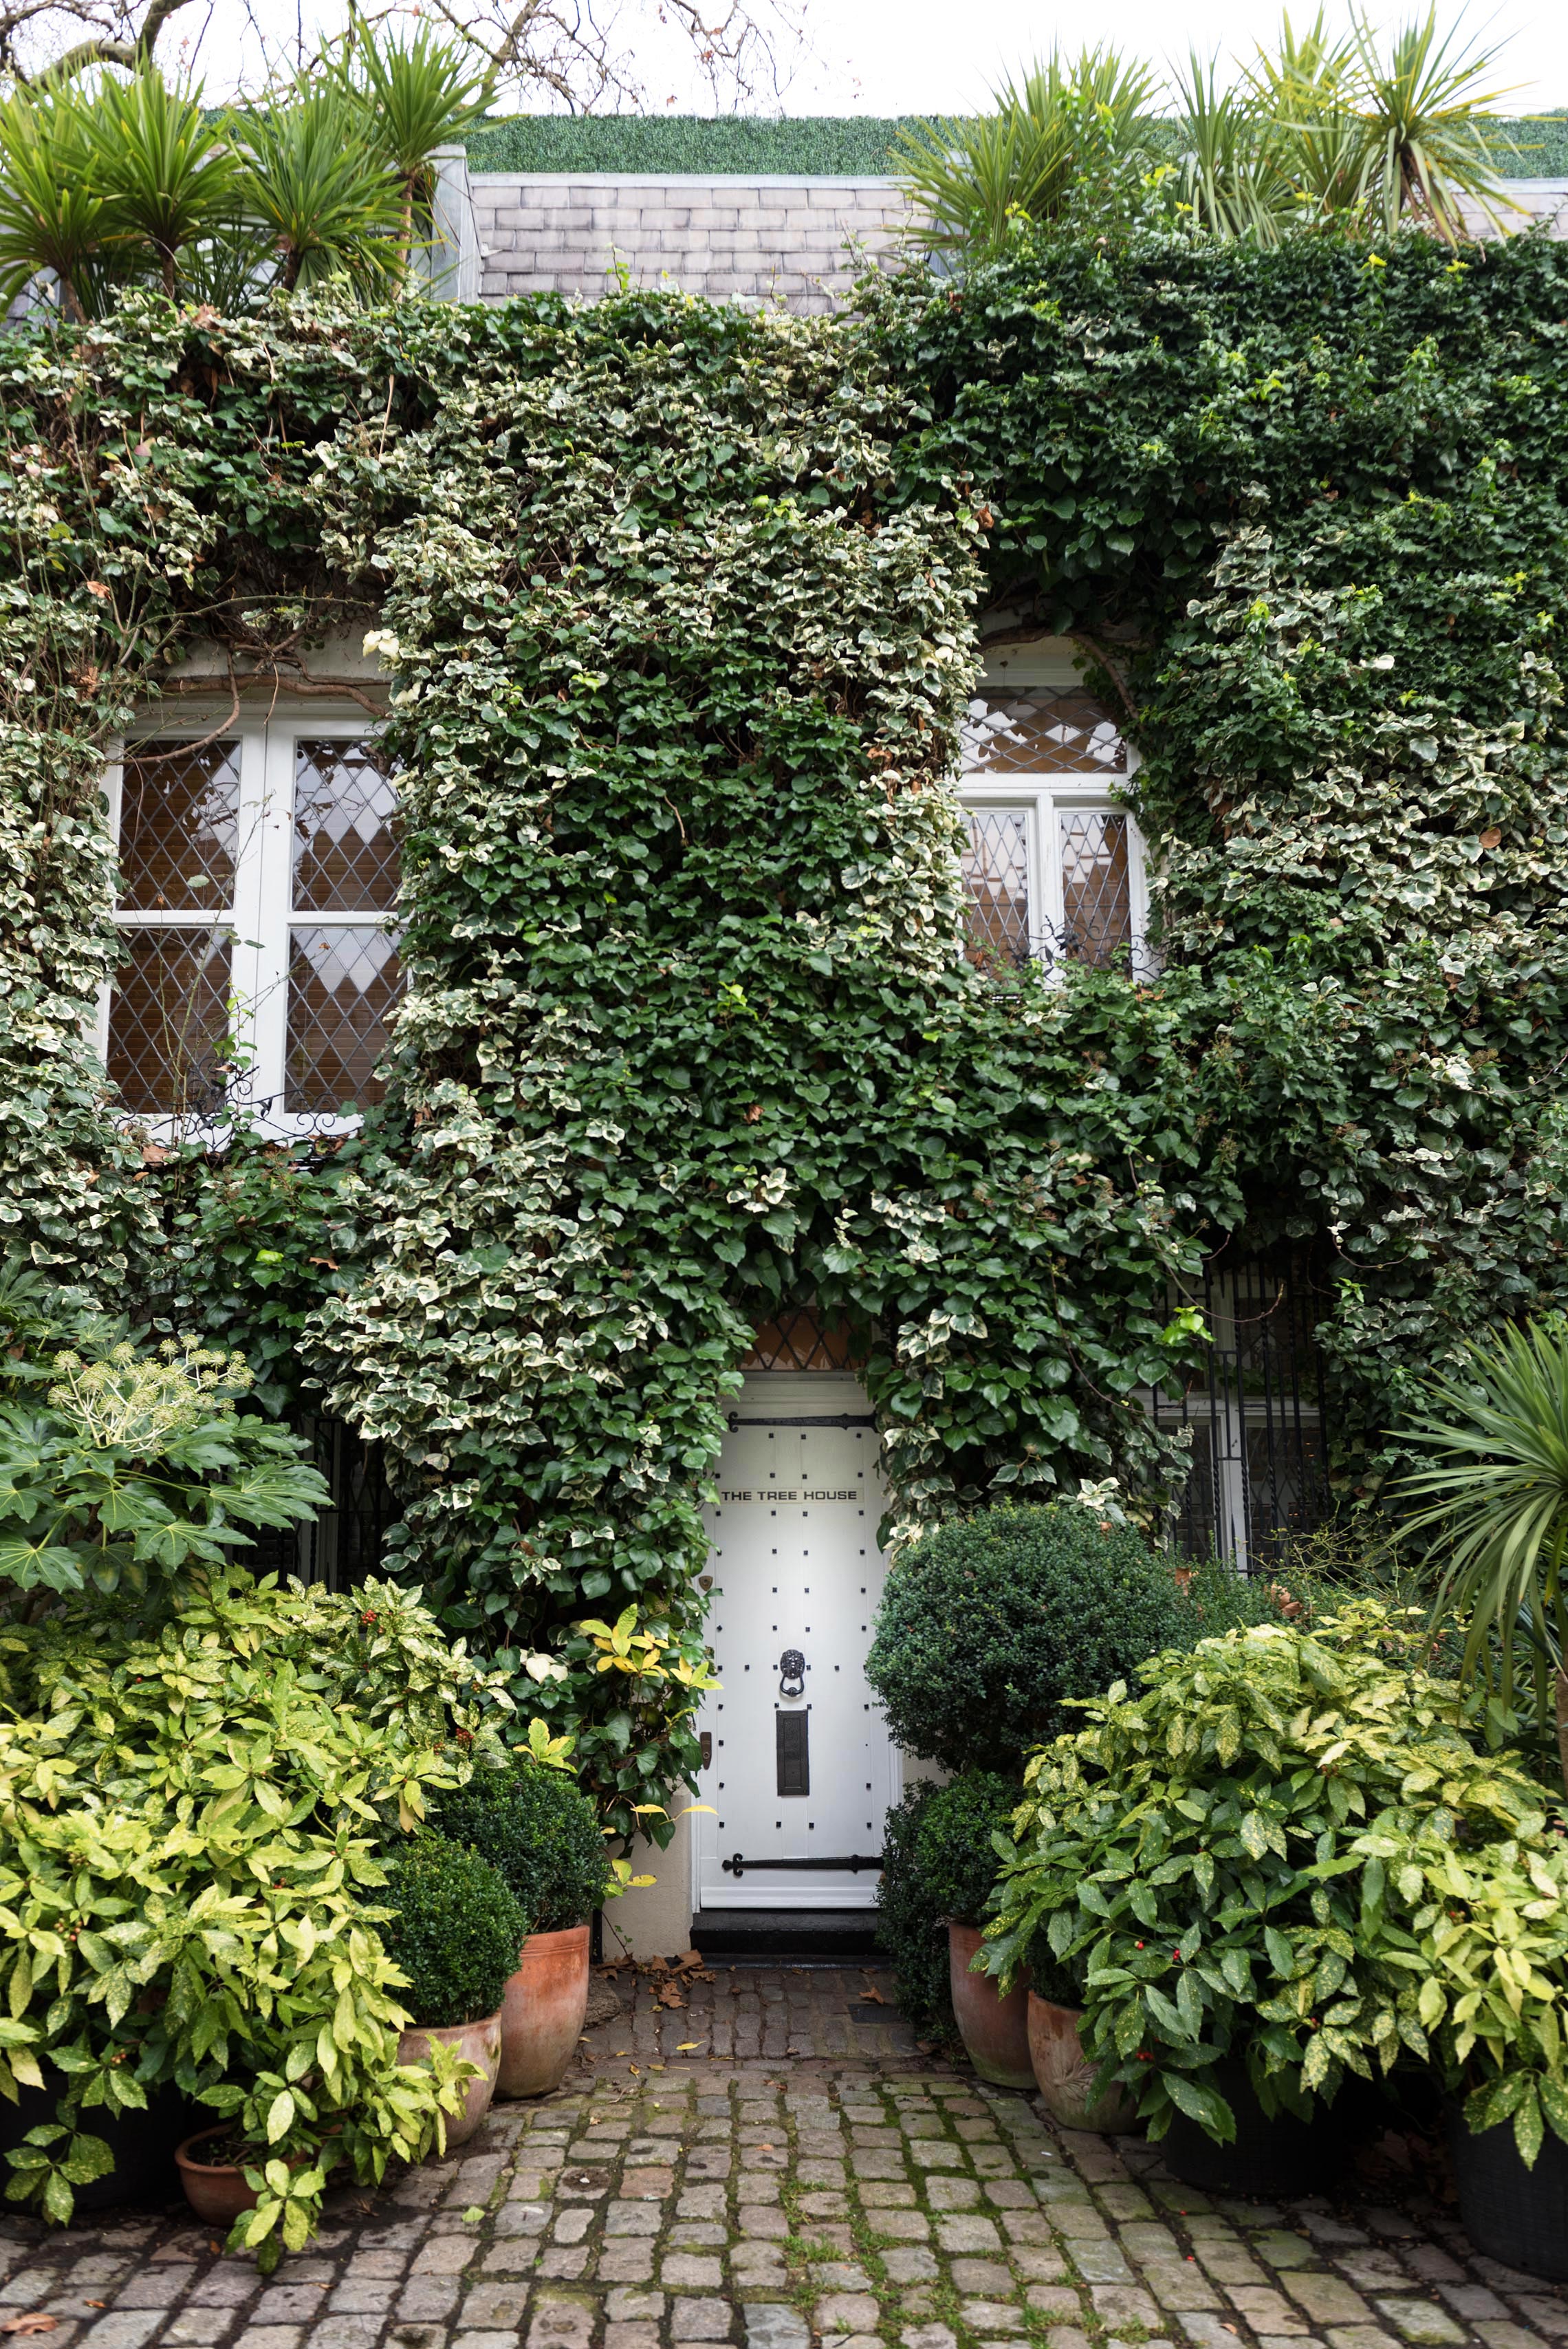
778,1648,805,1698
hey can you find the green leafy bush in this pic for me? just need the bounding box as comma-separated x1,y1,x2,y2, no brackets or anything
983,1604,1546,2144
380,1835,527,2027
867,1501,1255,1773
0,1568,516,2261
0,1329,326,1596
875,1784,949,2039
431,1757,610,1932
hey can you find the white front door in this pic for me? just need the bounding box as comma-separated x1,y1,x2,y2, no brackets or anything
694,1371,896,1911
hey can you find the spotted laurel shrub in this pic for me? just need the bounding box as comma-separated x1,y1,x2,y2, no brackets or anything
380,1835,526,2026
867,1502,1204,1773
431,1760,610,1933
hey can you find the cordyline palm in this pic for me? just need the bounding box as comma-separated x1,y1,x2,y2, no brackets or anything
1396,1318,1568,1775
1243,12,1367,224
332,19,490,285
85,72,243,299
0,79,119,323
895,45,1159,259
1347,6,1519,241
234,82,403,295
1172,52,1295,242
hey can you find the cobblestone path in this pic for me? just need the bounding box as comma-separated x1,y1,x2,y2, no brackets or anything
3,1964,1565,2349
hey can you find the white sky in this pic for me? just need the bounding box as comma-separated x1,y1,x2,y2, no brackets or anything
793,0,1563,116
164,0,1568,118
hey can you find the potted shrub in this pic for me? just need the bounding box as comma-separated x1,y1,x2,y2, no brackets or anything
0,1404,516,2268
1024,1955,1140,2135
1360,1814,1568,2278
983,1603,1546,2195
380,1836,526,2143
433,1758,612,2097
923,1773,1034,2088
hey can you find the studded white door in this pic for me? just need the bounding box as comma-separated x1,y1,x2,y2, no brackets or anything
694,1370,895,1911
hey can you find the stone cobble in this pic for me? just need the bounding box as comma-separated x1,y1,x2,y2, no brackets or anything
2,1964,1563,2349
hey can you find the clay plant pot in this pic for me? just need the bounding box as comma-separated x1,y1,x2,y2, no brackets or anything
497,1923,591,2099
948,1921,1034,2090
175,2128,265,2226
1027,1992,1141,2134
398,2010,503,2149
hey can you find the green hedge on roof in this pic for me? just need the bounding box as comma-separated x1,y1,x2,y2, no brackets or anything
464,112,1568,180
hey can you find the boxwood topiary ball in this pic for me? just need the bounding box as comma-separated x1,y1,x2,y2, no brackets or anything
381,1832,527,2027
866,1500,1199,1774
431,1760,610,1935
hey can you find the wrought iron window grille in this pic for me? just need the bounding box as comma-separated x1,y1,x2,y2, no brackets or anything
1153,1249,1335,1572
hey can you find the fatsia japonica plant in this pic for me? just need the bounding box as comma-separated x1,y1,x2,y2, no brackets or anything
0,1323,326,1596
981,1605,1549,2144
0,1568,516,2262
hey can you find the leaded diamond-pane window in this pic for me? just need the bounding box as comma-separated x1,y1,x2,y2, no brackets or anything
961,691,1125,778
962,809,1030,968
107,928,230,1115
742,1308,861,1372
117,740,239,911
292,739,401,913
107,714,402,1134
958,674,1147,979
1060,810,1133,966
285,927,402,1112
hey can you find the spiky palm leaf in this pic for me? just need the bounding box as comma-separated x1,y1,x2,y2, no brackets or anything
331,20,489,283
233,83,403,296
1396,1317,1568,1742
894,46,1162,260
84,72,242,297
1347,6,1521,241
0,80,122,322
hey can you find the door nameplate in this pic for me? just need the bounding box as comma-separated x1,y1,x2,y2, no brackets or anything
719,1489,858,1503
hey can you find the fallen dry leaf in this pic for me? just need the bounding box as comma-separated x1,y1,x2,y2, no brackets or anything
0,2317,59,2335
859,1986,884,2004
677,2041,701,2050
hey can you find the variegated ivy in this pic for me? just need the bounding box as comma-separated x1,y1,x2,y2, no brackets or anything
4,232,1568,1839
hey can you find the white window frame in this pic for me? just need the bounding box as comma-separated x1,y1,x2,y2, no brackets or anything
958,766,1151,971
98,700,395,1142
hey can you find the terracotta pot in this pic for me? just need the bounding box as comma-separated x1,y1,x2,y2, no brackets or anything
175,2128,263,2225
948,1921,1034,2090
498,1923,591,2099
397,2010,502,2147
1027,1992,1141,2134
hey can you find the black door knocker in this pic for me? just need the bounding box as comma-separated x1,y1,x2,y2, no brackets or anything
778,1648,806,1698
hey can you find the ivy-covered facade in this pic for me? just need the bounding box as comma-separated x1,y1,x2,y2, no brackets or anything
4,229,1567,1943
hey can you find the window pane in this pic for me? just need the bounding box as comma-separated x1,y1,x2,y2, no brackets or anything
961,692,1124,777
107,929,231,1115
117,740,239,911
961,808,1030,968
286,925,402,1112
292,739,400,913
1060,810,1132,966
